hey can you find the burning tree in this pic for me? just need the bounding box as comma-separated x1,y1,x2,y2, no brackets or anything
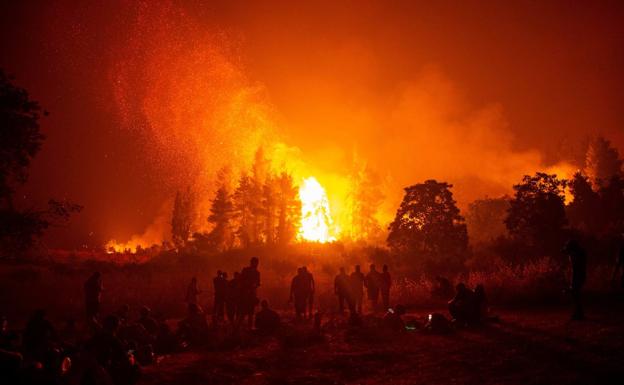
387,180,468,273
348,164,384,243
274,172,301,245
171,187,194,249
207,184,235,251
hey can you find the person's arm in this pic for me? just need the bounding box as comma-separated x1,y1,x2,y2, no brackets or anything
289,278,294,302
311,276,315,293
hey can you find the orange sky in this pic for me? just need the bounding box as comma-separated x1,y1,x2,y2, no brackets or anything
1,0,623,248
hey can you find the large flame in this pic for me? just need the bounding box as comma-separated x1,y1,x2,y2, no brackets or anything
298,177,337,243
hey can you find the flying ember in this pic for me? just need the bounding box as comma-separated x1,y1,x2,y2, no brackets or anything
298,177,336,243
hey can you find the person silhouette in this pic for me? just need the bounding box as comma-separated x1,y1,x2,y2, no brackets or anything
185,276,202,306
365,264,382,311
350,265,365,314
84,272,103,321
213,271,227,321
334,267,350,313
563,239,587,320
239,257,261,328
380,265,392,310
290,268,307,320
255,300,280,335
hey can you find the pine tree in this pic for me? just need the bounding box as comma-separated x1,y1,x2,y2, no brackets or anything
275,172,301,245
349,164,384,242
207,185,234,251
171,187,194,249
585,136,622,189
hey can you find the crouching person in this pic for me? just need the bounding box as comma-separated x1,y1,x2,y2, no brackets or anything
382,304,406,332
255,300,280,335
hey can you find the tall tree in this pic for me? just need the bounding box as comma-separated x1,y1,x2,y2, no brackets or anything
274,172,301,245
0,69,45,208
387,180,468,272
465,196,510,244
584,136,622,190
232,174,256,247
505,172,567,257
348,164,384,242
171,187,194,249
567,172,602,235
207,184,235,251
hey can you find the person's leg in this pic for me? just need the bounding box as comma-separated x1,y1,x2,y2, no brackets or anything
571,288,584,320
338,294,344,313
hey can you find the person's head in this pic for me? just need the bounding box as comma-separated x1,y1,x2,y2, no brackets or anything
370,264,376,271
302,266,308,273
455,283,467,293
103,315,120,334
355,265,361,272
261,300,269,310
118,304,130,317
339,267,345,274
93,271,101,279
250,257,259,268
217,270,222,277
395,304,406,316
222,272,228,279
475,284,485,296
297,267,303,275
188,303,199,315
383,265,388,272
140,306,151,318
563,239,580,255
32,309,46,320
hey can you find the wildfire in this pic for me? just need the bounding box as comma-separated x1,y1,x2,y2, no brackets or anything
298,177,337,243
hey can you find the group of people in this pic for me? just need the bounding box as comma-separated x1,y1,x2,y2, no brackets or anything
334,264,392,315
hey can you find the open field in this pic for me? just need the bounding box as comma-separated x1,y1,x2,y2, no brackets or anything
140,303,624,385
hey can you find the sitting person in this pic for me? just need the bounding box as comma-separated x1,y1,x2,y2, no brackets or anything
138,306,159,337
474,284,488,320
255,300,281,335
86,315,140,385
177,303,209,344
448,283,478,325
382,304,406,332
23,309,58,362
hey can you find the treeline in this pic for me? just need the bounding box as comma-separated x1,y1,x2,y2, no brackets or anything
388,136,624,274
170,149,302,252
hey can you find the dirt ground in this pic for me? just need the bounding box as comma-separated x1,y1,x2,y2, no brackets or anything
139,301,624,385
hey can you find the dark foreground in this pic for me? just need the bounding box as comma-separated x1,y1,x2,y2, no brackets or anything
140,303,624,385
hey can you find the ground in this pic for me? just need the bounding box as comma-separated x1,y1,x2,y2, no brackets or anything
139,302,624,385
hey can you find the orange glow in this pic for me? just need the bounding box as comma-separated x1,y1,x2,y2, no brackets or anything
297,177,338,243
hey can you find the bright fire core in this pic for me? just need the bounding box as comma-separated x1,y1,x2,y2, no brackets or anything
298,177,336,243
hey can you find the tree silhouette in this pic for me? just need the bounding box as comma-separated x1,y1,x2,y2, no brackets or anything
505,172,567,257
207,184,235,251
171,187,194,249
0,70,81,256
387,180,467,272
233,173,256,247
274,172,301,245
0,69,45,207
584,136,622,190
567,172,602,235
466,196,510,244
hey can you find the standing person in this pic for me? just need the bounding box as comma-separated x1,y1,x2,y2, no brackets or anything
350,265,365,314
365,264,382,311
185,277,202,307
302,266,315,319
334,268,350,313
239,257,261,328
226,272,240,323
563,239,587,320
290,268,307,320
213,271,227,321
381,265,392,310
84,272,103,322
612,237,624,290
